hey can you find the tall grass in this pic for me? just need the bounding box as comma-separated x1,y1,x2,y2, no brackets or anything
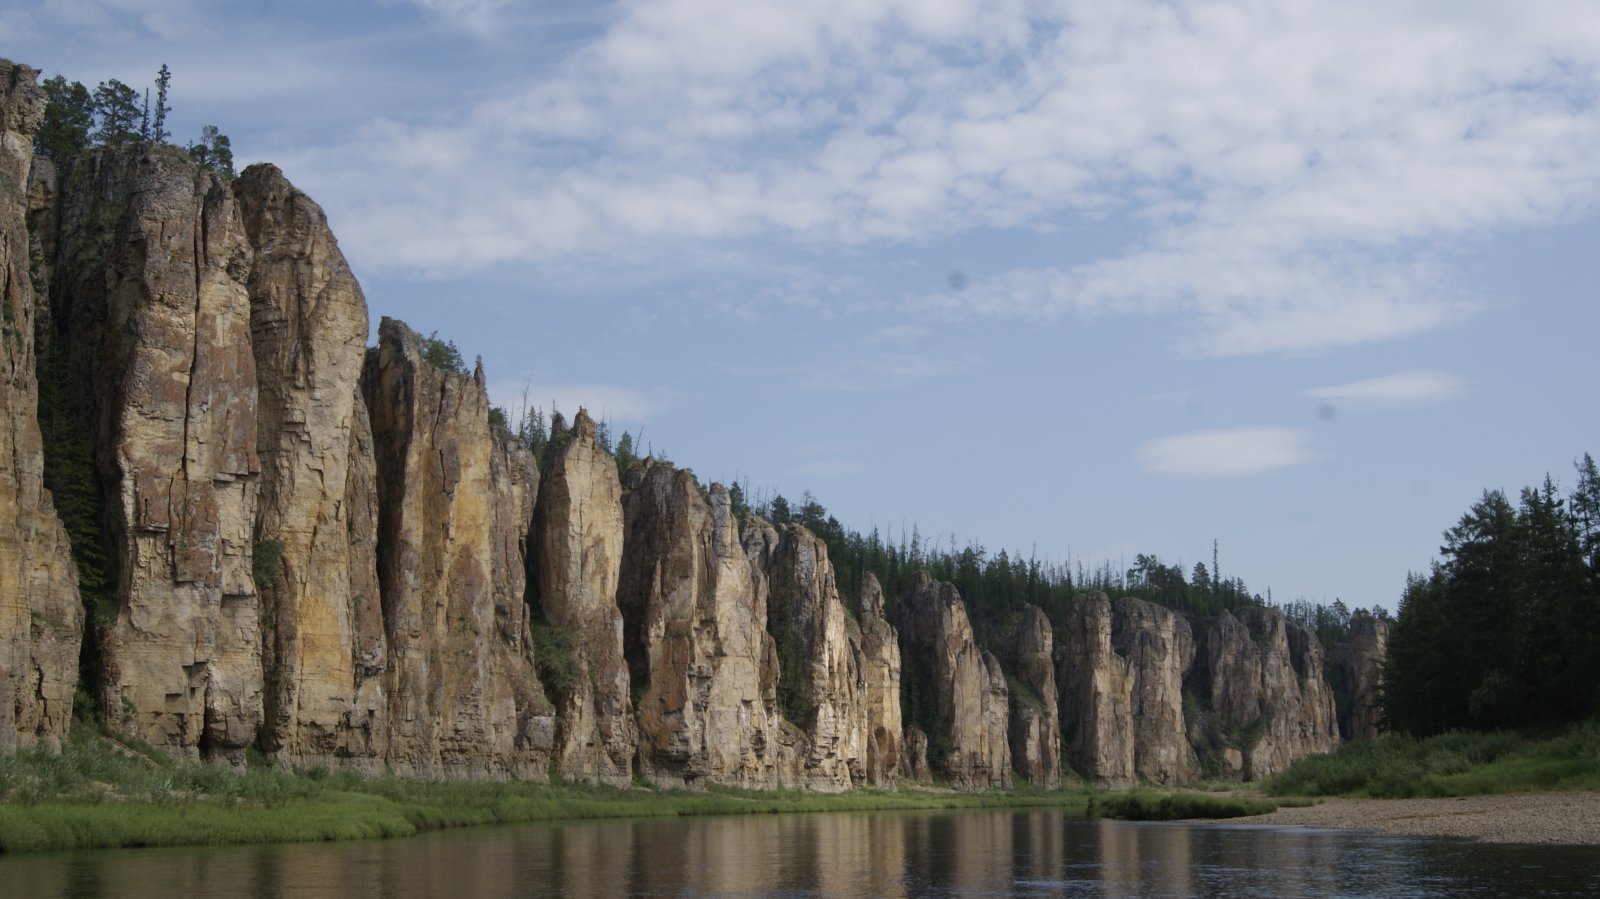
1265,721,1600,798
0,732,1090,854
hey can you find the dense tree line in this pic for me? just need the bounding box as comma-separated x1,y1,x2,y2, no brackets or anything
1382,455,1600,735
34,65,234,176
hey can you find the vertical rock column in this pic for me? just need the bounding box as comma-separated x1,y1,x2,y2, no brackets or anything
235,164,387,768
0,60,82,752
1057,593,1134,787
618,461,786,789
364,318,553,778
1203,606,1339,780
1333,611,1389,741
1112,598,1199,785
857,573,903,786
533,408,636,786
1007,604,1060,788
745,520,869,790
93,147,261,763
900,572,1011,790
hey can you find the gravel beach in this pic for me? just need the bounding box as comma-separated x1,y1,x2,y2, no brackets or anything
1229,792,1600,845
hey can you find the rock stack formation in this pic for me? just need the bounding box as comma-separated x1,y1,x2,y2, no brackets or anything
618,460,786,789
365,318,553,778
856,573,904,785
744,521,869,790
533,408,636,785
0,61,81,753
900,573,1011,789
1006,604,1060,788
1332,611,1389,741
238,164,387,769
1198,607,1340,780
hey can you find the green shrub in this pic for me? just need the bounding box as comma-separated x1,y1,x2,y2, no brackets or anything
1094,791,1275,821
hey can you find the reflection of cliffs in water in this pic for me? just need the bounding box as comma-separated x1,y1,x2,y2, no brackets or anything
1,58,1379,788
5,810,1590,897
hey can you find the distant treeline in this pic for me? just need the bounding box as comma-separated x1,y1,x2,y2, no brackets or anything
1383,454,1600,735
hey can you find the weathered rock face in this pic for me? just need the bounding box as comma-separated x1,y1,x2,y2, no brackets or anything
363,318,553,778
55,142,264,763
1058,593,1197,787
532,408,636,786
1332,612,1389,741
236,164,387,768
903,725,932,784
1007,604,1060,788
900,573,1011,790
1112,598,1199,785
0,60,81,752
744,520,869,790
1201,606,1339,780
857,573,903,786
618,460,786,789
1058,593,1134,786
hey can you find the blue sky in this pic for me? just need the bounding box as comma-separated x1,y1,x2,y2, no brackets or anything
8,0,1599,610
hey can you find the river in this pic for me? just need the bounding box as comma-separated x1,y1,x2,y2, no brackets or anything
3,808,1598,897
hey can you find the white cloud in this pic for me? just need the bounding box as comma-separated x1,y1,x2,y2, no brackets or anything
281,0,1600,355
1305,370,1465,406
1138,427,1316,478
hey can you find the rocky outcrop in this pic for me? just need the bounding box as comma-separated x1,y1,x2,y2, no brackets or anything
1200,606,1339,780
857,573,903,785
1332,612,1389,741
618,460,786,789
1058,594,1197,787
0,60,81,752
532,408,635,785
903,725,932,783
900,573,1011,790
364,318,553,778
60,142,265,763
1113,598,1199,785
1006,604,1060,788
1059,593,1135,786
236,164,386,768
744,521,869,790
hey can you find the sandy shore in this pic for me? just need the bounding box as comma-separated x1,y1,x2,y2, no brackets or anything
1229,792,1600,845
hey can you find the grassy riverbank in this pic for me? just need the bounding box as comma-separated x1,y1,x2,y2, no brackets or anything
1264,721,1600,798
0,732,1089,854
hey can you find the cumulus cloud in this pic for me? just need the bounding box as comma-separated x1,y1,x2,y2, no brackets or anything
288,0,1600,356
1305,370,1466,405
1138,427,1317,478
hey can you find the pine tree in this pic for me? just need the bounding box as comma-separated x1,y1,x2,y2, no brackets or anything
91,79,142,147
152,64,172,142
35,76,93,160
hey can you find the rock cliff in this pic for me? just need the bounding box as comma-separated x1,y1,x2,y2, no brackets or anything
618,460,786,789
1006,604,1060,788
363,318,553,778
0,60,81,752
53,141,265,763
744,520,869,790
1198,606,1340,780
900,573,1011,790
237,164,387,768
1,58,1378,788
1058,594,1199,787
1332,612,1389,741
856,573,903,785
532,408,636,785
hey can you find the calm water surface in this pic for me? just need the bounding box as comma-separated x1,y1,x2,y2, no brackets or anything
3,808,1599,897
